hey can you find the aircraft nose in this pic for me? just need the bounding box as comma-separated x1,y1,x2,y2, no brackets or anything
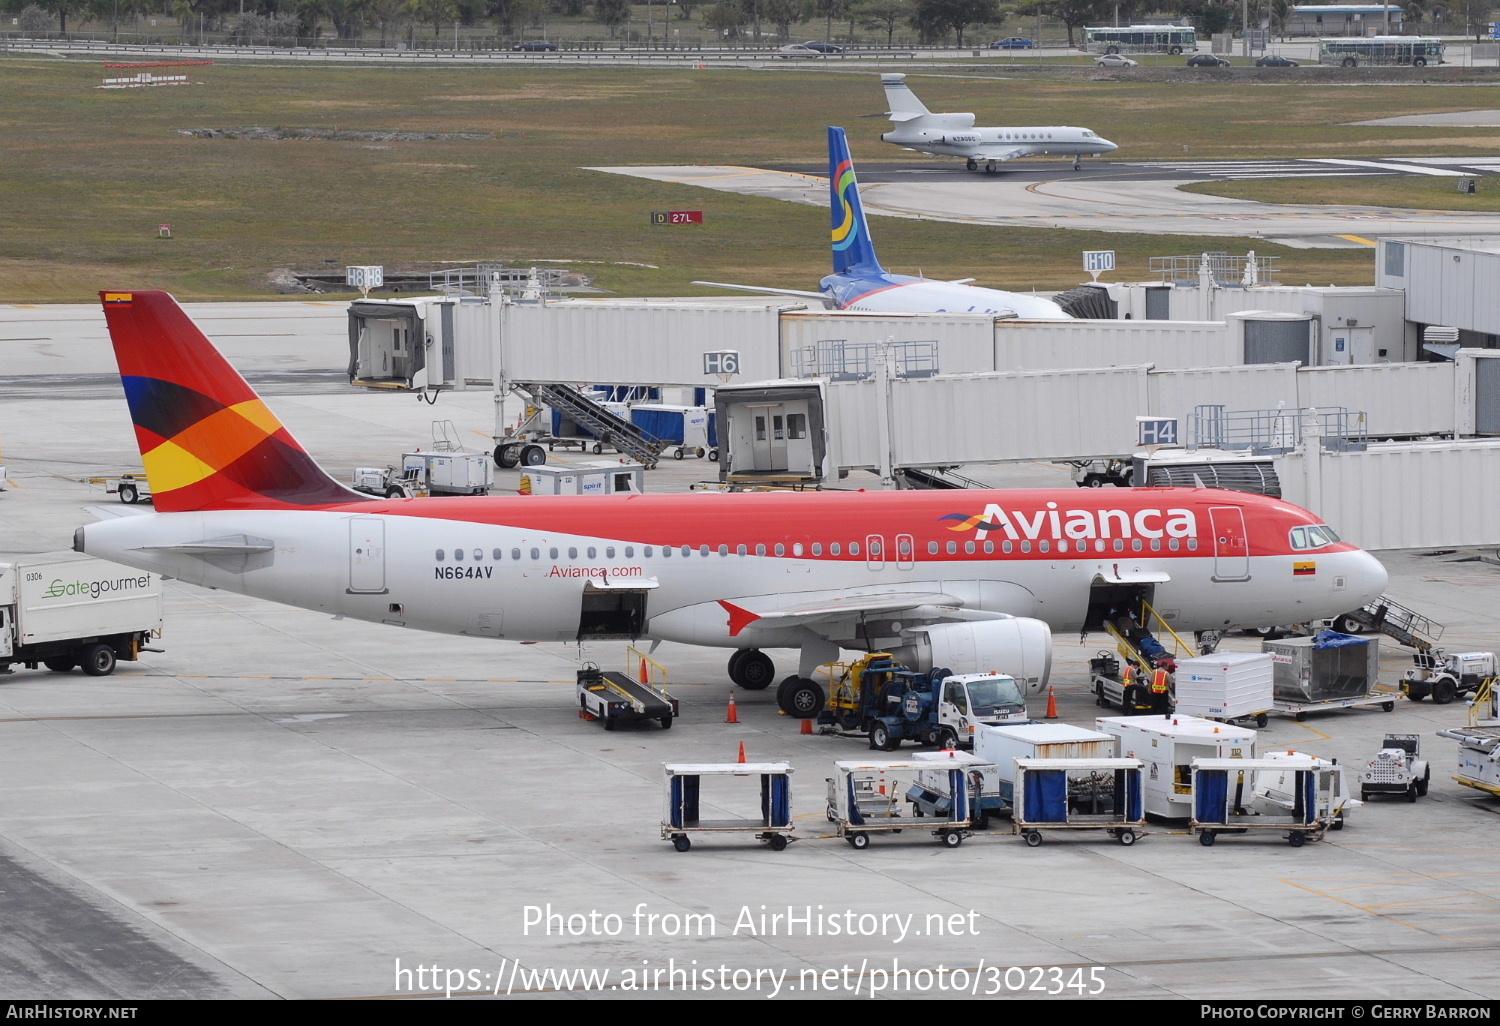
1345,549,1388,608
1101,138,1119,152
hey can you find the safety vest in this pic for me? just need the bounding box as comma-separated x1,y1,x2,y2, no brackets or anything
1150,669,1171,694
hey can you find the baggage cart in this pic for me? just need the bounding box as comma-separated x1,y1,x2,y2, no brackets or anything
1011,758,1145,847
1189,757,1333,847
828,759,972,849
661,763,794,852
906,750,1007,828
1097,714,1257,820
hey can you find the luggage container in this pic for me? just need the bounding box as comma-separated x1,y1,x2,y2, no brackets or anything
827,759,972,849
400,451,492,496
973,723,1117,784
1011,757,1146,847
519,462,645,496
1172,652,1274,726
661,763,794,852
1190,756,1334,847
1097,714,1257,819
1264,631,1379,703
630,404,711,460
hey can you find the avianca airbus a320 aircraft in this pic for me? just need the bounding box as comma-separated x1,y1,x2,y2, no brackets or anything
77,291,1388,717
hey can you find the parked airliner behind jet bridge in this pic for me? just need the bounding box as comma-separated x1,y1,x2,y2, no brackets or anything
79,290,1387,719
877,73,1118,173
695,126,1071,318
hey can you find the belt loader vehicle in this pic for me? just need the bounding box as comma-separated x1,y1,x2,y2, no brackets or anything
577,664,678,730
0,552,163,676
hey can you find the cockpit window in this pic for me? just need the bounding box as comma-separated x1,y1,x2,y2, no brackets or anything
1290,525,1341,550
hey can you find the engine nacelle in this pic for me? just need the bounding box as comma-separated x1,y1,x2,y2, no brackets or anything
889,618,1053,694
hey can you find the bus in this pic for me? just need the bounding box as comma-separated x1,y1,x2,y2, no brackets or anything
1318,36,1444,67
1082,25,1198,55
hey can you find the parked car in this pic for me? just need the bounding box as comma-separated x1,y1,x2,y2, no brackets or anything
990,36,1037,49
1186,53,1231,66
797,40,844,53
1255,54,1300,67
1094,53,1139,68
513,39,557,51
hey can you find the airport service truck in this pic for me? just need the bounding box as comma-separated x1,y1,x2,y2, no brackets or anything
0,552,163,676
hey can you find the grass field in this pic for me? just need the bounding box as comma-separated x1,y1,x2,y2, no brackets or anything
5,57,1500,301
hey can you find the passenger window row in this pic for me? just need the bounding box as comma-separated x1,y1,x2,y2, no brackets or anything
432,535,1200,562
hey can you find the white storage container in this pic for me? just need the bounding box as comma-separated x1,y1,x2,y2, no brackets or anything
973,723,1117,782
1172,652,1274,722
1097,714,1258,819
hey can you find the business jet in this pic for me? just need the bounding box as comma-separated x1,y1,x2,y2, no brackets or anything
877,73,1118,174
695,126,1071,318
77,290,1388,719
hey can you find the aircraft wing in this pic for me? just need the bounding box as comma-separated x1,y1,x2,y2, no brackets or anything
970,147,1029,162
692,281,833,304
718,593,962,636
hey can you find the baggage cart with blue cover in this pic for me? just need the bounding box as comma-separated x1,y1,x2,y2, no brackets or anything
1190,756,1332,847
629,405,710,460
829,759,972,849
661,763,794,852
1011,758,1145,847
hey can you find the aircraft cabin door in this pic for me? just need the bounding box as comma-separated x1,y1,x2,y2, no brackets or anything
1209,506,1250,582
348,516,388,594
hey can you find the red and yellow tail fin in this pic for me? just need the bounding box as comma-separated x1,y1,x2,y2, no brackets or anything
100,291,368,512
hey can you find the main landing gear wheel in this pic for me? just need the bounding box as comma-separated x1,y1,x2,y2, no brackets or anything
731,650,775,690
520,445,546,467
966,158,978,171
985,161,999,175
494,443,520,469
778,677,825,718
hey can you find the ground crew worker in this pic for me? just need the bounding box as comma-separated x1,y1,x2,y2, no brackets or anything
1149,664,1173,715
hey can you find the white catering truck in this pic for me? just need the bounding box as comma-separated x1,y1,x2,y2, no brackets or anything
0,552,163,676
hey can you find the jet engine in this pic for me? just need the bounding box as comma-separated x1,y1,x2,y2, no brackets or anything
888,618,1053,694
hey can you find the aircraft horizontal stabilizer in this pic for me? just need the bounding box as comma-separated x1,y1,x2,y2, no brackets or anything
692,281,832,303
85,504,151,521
137,534,275,555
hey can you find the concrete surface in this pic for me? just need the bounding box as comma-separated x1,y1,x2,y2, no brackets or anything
0,302,1498,1000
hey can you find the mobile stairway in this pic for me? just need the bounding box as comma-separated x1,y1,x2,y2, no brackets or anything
515,383,666,469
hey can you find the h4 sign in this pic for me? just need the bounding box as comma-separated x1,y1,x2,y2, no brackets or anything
1137,417,1178,447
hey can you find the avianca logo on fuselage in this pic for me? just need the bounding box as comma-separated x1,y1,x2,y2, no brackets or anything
941,503,1200,542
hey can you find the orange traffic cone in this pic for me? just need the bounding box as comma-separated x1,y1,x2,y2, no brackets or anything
800,719,813,735
737,741,747,764
639,659,649,684
726,694,739,723
1045,685,1059,720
